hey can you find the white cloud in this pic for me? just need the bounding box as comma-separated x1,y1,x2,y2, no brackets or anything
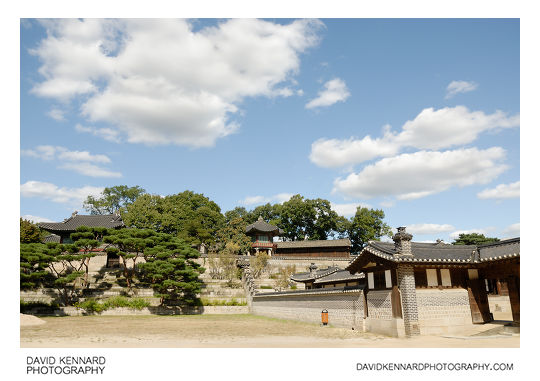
310,125,398,168
305,78,350,109
449,228,495,240
445,80,478,99
75,124,121,143
406,223,455,235
333,147,508,200
59,162,122,178
20,181,104,205
240,193,294,206
21,215,54,223
21,145,120,177
309,106,519,168
501,223,520,238
31,19,322,147
330,202,371,217
47,108,65,121
477,181,520,200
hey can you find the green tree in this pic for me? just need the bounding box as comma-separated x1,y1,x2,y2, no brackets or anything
224,207,249,224
138,235,205,305
84,185,146,215
123,190,225,246
20,243,54,290
452,233,500,246
216,216,252,255
104,228,159,289
20,218,43,243
218,242,241,287
347,207,392,253
245,203,281,226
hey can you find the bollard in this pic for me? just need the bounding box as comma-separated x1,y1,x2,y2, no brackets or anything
321,309,328,326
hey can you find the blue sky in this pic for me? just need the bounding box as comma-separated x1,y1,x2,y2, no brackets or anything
20,18,520,242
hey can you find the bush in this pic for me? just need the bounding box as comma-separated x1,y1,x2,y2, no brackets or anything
199,298,247,306
259,285,272,289
76,296,151,313
20,300,59,312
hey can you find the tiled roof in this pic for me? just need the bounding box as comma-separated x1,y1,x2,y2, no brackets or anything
245,217,281,235
38,213,124,232
346,237,520,271
43,234,61,243
290,266,340,282
276,238,351,249
313,269,364,284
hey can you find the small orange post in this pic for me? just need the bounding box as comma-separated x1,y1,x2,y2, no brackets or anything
321,309,329,326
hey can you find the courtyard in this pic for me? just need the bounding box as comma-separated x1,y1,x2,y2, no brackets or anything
20,314,519,348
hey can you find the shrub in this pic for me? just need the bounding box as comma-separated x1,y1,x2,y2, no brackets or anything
259,285,272,289
76,296,150,313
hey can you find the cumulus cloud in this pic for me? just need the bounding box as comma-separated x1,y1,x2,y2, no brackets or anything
305,78,350,109
310,106,519,168
330,202,371,217
21,215,54,223
21,145,120,177
501,223,520,238
333,147,508,200
477,181,520,200
20,181,104,205
445,80,478,99
240,193,294,206
406,223,455,235
30,18,322,147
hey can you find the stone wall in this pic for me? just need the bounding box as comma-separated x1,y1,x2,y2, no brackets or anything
488,295,512,320
416,288,473,335
252,288,364,329
365,290,405,337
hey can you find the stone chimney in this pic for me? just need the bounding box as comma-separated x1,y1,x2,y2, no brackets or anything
393,226,413,256
71,210,78,218
309,263,318,275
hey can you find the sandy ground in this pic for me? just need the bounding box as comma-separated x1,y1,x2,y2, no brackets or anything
20,314,519,348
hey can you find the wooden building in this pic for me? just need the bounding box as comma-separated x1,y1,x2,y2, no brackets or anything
345,227,519,337
275,238,351,258
245,216,283,256
291,263,364,289
38,211,125,268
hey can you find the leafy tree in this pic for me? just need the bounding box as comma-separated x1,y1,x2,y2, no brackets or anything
452,233,500,246
65,227,106,289
250,251,269,279
84,185,146,215
138,234,205,305
218,242,242,287
224,207,249,224
245,203,281,226
20,243,54,290
216,216,252,255
274,265,297,290
347,207,392,253
104,228,159,289
20,218,43,243
123,190,225,246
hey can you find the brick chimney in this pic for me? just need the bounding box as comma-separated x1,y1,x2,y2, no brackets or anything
393,226,413,256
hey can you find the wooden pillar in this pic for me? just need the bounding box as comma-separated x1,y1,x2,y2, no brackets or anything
506,276,520,324
467,269,492,323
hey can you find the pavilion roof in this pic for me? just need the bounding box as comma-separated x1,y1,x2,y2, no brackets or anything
245,216,282,235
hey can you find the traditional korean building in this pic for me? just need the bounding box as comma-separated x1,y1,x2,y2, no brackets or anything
291,263,364,289
345,227,520,336
245,216,283,256
275,238,351,258
38,211,125,267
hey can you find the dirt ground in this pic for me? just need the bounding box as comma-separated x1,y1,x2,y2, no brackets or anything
20,314,519,348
